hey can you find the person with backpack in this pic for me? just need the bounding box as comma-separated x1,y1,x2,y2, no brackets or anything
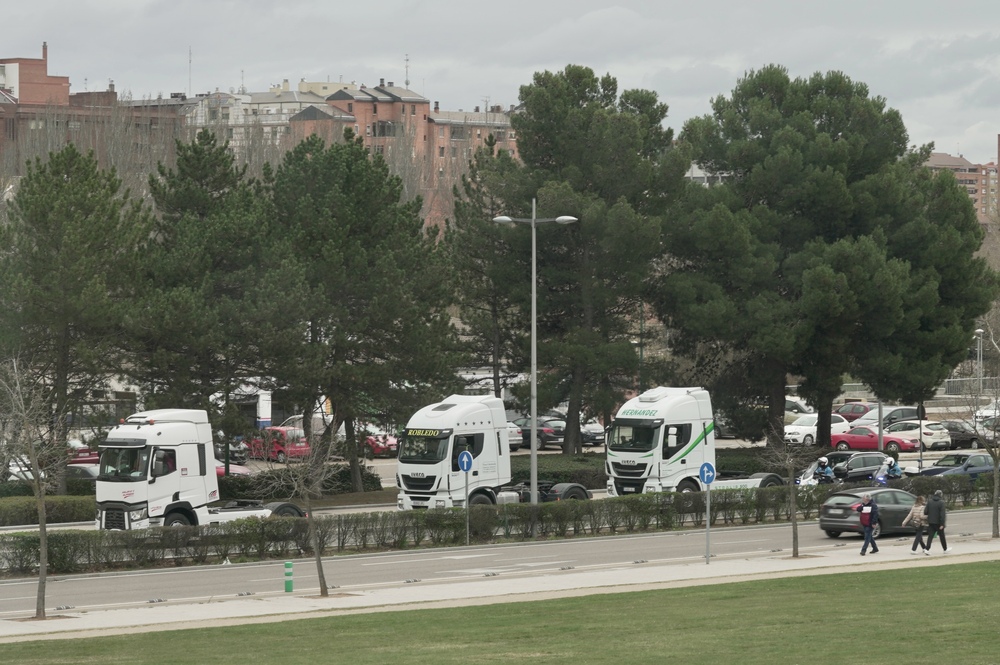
856,493,880,556
902,495,928,554
924,489,951,554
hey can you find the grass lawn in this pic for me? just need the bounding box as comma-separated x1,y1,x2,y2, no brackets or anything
3,560,999,664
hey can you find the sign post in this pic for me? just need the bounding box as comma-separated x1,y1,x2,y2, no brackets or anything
458,450,473,545
699,462,716,565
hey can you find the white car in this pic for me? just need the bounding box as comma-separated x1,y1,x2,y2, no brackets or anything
885,420,952,451
974,400,1000,423
506,422,522,452
785,397,814,414
784,413,850,445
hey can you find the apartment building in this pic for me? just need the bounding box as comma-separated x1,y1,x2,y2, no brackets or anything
924,151,998,224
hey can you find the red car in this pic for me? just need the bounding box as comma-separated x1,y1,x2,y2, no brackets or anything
215,460,252,477
247,426,311,463
833,402,876,422
363,430,398,458
830,425,919,453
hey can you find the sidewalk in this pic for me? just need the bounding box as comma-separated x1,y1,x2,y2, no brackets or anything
3,534,999,643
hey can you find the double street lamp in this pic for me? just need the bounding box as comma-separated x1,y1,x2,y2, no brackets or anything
493,198,577,504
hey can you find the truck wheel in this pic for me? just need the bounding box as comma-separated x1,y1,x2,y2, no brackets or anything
824,530,842,539
750,473,783,488
164,512,191,527
276,451,288,464
676,480,699,493
835,442,850,451
469,493,494,506
264,502,305,517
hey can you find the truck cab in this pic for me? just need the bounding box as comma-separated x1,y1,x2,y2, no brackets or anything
606,387,715,496
396,395,511,509
96,409,218,529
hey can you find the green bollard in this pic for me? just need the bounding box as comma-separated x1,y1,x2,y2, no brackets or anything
284,561,293,592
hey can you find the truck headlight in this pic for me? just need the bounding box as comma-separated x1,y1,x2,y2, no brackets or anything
129,507,148,521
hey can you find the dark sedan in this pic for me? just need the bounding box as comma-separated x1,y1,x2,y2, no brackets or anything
939,453,994,481
919,453,979,476
515,418,563,450
938,420,982,450
819,487,917,539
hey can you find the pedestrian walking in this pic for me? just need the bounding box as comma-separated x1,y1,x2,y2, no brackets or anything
924,489,950,553
902,495,928,554
856,493,880,556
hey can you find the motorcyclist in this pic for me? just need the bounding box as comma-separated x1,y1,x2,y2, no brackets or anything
815,456,835,482
885,456,902,480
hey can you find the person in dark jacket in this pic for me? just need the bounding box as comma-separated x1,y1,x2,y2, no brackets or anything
924,489,950,553
856,493,880,556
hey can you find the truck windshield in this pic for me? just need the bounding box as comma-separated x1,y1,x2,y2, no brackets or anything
398,435,450,464
98,447,150,481
608,423,660,453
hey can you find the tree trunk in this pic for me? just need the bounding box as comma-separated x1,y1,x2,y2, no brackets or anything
304,496,328,597
32,473,47,618
993,460,999,538
345,419,363,493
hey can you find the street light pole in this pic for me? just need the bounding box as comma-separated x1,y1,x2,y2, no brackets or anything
493,198,577,505
976,328,985,395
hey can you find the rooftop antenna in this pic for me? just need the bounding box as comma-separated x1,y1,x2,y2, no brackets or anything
405,53,410,88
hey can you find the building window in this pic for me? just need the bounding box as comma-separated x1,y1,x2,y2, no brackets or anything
439,127,444,138
366,124,371,136
451,146,457,157
355,124,360,135
411,104,416,115
451,126,467,139
373,103,378,115
348,102,353,113
209,109,218,121
374,145,384,155
439,146,445,157
227,128,234,139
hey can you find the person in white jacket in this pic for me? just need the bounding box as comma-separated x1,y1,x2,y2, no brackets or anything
902,495,928,554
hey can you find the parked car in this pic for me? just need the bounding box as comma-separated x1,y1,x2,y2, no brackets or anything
784,413,850,445
830,425,919,453
884,420,951,451
834,402,877,422
713,412,735,439
215,459,252,477
362,429,399,458
65,463,99,481
513,417,562,450
819,487,918,539
214,439,249,464
938,420,982,450
919,453,979,476
580,420,605,446
784,397,814,415
979,416,1000,444
853,405,921,430
831,451,889,482
246,426,312,463
506,422,523,452
974,400,1000,423
939,453,994,481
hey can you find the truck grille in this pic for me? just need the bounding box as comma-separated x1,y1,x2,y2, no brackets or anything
613,479,647,495
401,475,437,491
104,509,126,530
611,462,648,478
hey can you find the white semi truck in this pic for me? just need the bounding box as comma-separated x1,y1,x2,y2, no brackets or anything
95,409,304,529
396,394,591,509
605,387,783,496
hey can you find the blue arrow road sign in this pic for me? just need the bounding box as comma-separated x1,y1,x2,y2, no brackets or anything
458,450,473,472
699,462,716,485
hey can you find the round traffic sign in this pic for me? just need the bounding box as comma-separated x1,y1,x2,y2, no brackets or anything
458,450,473,472
699,462,716,485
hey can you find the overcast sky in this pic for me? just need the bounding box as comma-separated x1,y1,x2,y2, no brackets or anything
8,1,1000,163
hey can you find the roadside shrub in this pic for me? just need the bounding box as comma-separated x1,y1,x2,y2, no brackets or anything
0,481,33,498
46,531,92,574
424,509,463,545
2,533,39,574
468,505,500,542
0,496,95,526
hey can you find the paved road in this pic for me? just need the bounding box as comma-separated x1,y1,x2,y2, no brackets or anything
1,507,991,624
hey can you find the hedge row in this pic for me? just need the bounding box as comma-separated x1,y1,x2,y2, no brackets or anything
3,473,995,576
